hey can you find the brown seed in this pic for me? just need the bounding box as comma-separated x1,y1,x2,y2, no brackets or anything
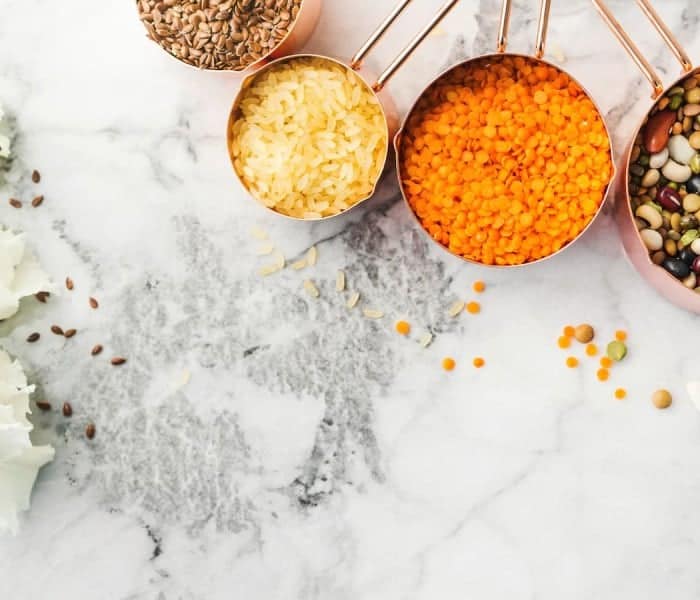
574,324,595,344
36,400,52,412
652,389,673,410
64,328,77,338
65,277,74,291
51,325,64,336
62,402,73,417
35,291,50,303
85,423,96,439
9,198,22,208
91,344,103,356
111,357,127,366
31,195,44,208
89,297,99,309
26,332,40,343
31,169,41,183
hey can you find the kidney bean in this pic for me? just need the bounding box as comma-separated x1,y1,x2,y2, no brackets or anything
656,186,683,212
644,110,678,153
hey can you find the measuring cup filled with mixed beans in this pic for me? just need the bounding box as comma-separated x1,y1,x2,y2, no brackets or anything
227,0,463,220
396,0,615,267
593,0,700,313
135,0,322,74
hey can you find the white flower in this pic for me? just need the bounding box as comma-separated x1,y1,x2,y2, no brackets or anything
0,349,54,535
0,229,53,320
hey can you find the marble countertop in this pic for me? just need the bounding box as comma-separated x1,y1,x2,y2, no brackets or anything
1,0,700,598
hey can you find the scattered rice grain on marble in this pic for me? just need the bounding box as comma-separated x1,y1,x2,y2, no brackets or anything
307,246,317,266
291,259,307,270
419,332,433,348
448,300,465,317
363,309,384,319
250,226,268,240
256,243,274,256
336,270,345,292
303,279,320,298
346,291,360,309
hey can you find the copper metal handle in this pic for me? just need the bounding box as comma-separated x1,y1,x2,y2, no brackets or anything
497,0,512,53
591,0,664,99
350,0,413,70
534,0,551,59
370,0,460,92
498,0,551,59
635,0,693,73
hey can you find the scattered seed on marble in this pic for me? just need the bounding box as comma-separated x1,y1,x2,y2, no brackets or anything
36,401,51,412
31,195,44,208
64,329,77,339
346,291,360,309
85,423,96,439
111,357,127,366
256,244,274,255
607,340,627,362
91,344,103,356
26,332,40,343
307,246,318,266
250,226,268,240
89,297,99,309
448,300,465,317
652,389,672,410
62,402,73,417
363,309,384,319
303,279,320,298
35,292,50,303
9,198,21,208
31,170,41,183
291,260,307,270
574,324,595,343
336,270,345,292
50,325,64,336
419,332,433,348
65,277,74,291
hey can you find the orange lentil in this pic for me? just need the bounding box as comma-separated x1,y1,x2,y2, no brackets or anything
597,368,610,382
615,330,627,341
442,357,456,371
473,280,486,293
558,336,571,349
614,388,627,400
473,357,485,368
395,320,411,336
563,325,575,338
466,301,481,314
600,357,613,369
399,56,612,266
566,356,579,368
585,343,598,356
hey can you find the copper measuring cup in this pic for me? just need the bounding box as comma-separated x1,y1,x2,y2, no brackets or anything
592,0,700,313
394,0,617,268
136,0,322,74
227,0,463,221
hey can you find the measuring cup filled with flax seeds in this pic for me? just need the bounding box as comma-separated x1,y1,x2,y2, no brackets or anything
592,0,700,313
135,0,321,73
396,0,615,268
227,0,463,220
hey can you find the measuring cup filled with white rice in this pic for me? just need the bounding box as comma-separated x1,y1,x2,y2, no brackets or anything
229,56,389,220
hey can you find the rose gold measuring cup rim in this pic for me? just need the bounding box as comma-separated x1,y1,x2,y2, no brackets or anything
394,0,617,269
593,0,700,310
135,0,320,75
227,0,463,222
226,53,393,222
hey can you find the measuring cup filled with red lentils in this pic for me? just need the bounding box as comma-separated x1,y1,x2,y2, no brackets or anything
228,0,464,220
396,0,615,267
592,0,700,313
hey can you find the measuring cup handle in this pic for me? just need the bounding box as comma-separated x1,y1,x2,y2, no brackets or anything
497,0,512,53
635,0,693,73
350,0,413,70
591,0,664,99
372,0,463,92
534,0,551,59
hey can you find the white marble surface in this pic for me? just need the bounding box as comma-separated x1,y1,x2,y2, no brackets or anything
1,0,700,598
